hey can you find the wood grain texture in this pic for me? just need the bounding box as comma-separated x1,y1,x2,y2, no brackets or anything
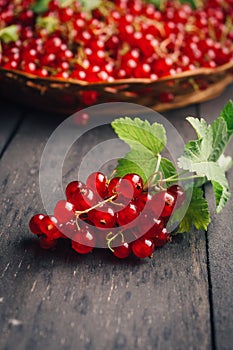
199,84,233,350
0,100,23,157
0,104,211,350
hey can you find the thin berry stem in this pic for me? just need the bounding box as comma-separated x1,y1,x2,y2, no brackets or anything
106,231,124,252
75,194,117,217
155,154,162,173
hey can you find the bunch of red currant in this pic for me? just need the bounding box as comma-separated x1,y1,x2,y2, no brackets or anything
0,0,233,105
29,172,186,259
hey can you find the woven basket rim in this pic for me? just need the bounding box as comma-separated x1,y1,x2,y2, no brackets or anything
1,61,233,87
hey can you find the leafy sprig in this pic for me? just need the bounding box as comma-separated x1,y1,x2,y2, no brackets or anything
111,100,233,233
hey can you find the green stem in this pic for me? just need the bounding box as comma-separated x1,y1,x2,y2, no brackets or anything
155,154,162,173
162,174,204,183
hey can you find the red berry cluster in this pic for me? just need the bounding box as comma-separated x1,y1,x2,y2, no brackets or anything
29,172,186,259
0,0,232,104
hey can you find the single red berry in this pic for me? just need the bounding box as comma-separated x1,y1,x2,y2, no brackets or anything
153,227,169,247
117,202,139,227
71,187,96,211
54,200,75,223
89,204,117,229
149,191,176,218
86,172,108,199
59,7,74,22
72,228,95,254
65,180,85,202
118,173,143,199
29,213,45,234
167,184,186,208
107,177,122,197
143,218,164,239
135,192,152,212
81,90,99,105
113,242,131,259
40,215,61,239
132,237,155,258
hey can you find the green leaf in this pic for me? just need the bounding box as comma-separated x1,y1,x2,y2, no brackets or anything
212,180,230,213
178,154,230,212
176,188,210,233
179,0,198,9
31,0,50,13
217,154,233,172
186,117,208,139
115,145,158,183
159,158,177,186
112,117,167,155
0,25,19,43
36,16,59,34
220,100,233,138
178,102,233,212
81,0,101,10
209,117,228,161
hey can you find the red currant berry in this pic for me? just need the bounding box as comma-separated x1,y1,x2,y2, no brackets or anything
86,172,108,198
135,192,152,212
107,177,122,197
118,173,143,199
113,242,131,259
150,191,175,218
89,204,117,228
71,187,96,211
72,228,95,254
132,237,155,258
143,218,164,239
29,213,45,234
65,180,85,202
40,215,61,239
153,227,169,247
54,200,75,223
117,202,139,227
167,185,186,208
81,90,99,105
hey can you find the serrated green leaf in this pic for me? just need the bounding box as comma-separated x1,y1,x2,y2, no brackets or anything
220,100,233,138
212,180,230,213
115,144,158,183
159,158,177,186
176,188,210,233
217,154,233,172
209,117,228,161
178,154,230,212
186,117,208,139
112,117,166,155
0,25,19,43
201,126,213,159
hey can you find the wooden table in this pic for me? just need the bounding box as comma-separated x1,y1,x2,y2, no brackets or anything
0,85,232,350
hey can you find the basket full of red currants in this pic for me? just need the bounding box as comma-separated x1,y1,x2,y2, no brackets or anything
0,0,233,113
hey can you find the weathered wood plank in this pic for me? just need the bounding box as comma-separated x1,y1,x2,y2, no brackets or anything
0,105,211,350
0,100,23,157
199,84,233,350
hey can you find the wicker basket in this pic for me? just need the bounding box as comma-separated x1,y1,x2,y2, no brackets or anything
0,61,233,114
